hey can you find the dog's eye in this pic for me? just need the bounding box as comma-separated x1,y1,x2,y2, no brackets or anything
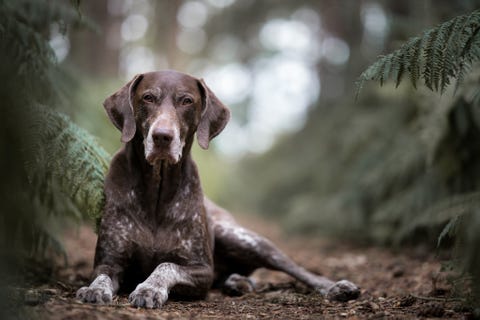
143,94,154,103
182,97,193,105
181,97,193,106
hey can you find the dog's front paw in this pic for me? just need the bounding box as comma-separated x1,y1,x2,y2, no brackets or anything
76,274,114,304
76,285,113,304
222,273,255,296
326,280,360,302
129,283,168,309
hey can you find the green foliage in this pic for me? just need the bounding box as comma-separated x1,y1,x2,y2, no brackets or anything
26,104,110,224
357,10,480,94
0,0,85,104
0,0,108,271
227,74,480,306
435,209,480,307
353,9,480,307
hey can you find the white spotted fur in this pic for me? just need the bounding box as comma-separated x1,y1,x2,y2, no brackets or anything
76,274,114,304
129,262,194,308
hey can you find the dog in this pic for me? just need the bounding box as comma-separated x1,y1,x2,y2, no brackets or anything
76,70,360,308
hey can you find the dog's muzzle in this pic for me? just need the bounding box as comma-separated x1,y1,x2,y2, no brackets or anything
144,116,184,164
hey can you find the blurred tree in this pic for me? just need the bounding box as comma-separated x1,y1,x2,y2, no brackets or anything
67,0,123,76
151,1,183,69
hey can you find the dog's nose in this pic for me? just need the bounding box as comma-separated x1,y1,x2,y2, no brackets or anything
152,128,174,147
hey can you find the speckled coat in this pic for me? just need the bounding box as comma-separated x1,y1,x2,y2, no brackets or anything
77,71,360,309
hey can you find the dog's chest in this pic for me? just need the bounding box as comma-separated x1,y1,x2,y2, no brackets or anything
126,190,207,260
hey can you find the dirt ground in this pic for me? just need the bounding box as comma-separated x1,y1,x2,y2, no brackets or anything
15,214,473,319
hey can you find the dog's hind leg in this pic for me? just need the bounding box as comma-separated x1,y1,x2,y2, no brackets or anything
206,199,360,301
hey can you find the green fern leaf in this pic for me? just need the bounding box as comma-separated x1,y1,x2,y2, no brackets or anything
423,27,440,91
25,104,111,223
454,11,480,92
437,215,460,247
392,50,406,88
358,9,480,95
0,0,105,263
407,37,423,88
356,56,386,96
441,15,467,92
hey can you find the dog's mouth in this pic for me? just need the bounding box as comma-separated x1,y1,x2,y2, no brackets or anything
144,135,185,165
145,149,182,165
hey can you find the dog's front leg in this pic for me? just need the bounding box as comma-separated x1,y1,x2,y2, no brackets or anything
76,239,126,304
76,266,121,304
77,210,130,304
129,262,212,309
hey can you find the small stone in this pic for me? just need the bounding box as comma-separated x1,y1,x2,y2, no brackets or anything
369,302,380,310
392,266,405,278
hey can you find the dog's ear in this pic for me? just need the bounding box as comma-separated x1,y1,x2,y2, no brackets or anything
197,79,230,149
103,74,144,143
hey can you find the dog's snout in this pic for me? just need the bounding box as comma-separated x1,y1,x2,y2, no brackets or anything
152,128,174,147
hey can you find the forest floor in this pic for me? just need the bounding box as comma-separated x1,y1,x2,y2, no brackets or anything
15,214,473,319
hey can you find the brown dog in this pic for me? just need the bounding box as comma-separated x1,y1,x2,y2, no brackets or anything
76,70,360,308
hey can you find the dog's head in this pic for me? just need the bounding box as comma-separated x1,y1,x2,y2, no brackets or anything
103,70,230,165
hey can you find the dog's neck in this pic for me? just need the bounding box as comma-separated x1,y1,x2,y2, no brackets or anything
129,134,196,185
126,134,200,216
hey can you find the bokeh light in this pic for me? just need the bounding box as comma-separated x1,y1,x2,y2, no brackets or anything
121,14,148,42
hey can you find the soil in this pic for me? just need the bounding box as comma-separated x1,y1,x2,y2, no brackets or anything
13,214,473,319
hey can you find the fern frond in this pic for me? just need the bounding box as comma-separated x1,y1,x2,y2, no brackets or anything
25,104,110,223
394,190,480,244
0,0,105,265
357,9,480,96
437,215,460,247
407,37,423,88
440,15,467,92
456,14,480,91
423,27,440,91
389,50,404,88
